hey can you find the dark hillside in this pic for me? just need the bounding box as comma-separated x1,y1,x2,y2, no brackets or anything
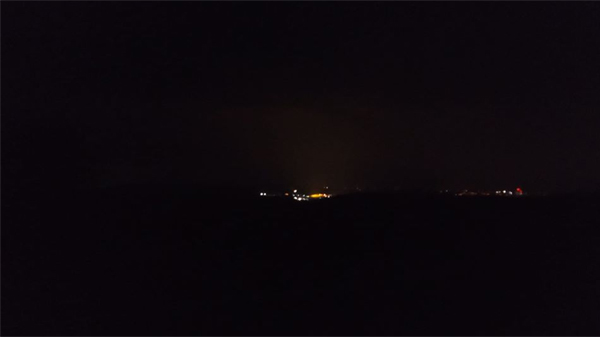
3,187,600,335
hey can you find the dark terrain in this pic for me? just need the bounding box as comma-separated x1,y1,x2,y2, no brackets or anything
3,187,600,335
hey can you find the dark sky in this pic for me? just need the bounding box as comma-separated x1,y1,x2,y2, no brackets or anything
4,3,600,194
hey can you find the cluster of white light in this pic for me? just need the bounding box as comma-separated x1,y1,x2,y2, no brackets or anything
292,193,310,201
495,190,513,195
260,189,333,201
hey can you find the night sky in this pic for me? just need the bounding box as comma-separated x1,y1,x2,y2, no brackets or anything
5,3,600,194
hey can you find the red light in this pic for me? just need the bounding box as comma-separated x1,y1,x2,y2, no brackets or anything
516,187,522,192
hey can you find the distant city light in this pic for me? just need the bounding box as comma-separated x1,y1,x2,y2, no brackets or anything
263,187,526,200
453,188,526,197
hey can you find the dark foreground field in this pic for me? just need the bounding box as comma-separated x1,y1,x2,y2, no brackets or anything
3,187,600,335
